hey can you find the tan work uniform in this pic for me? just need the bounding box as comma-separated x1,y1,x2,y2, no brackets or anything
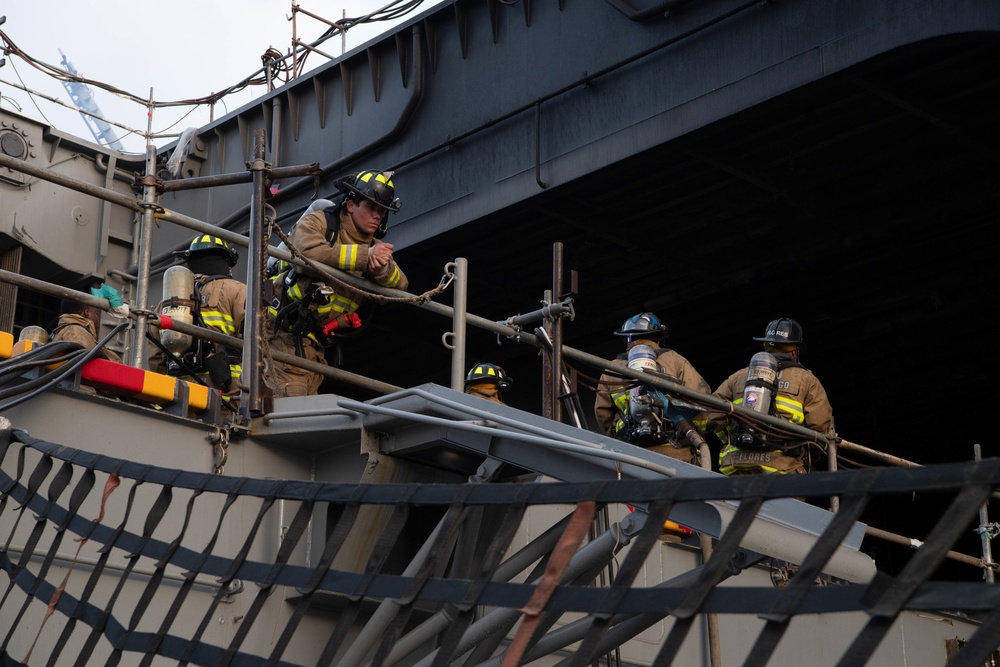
51,313,121,396
594,339,711,463
713,360,834,475
267,207,407,397
51,314,121,363
192,276,246,402
151,276,246,404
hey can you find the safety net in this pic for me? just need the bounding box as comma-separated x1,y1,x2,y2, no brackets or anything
2,423,1000,667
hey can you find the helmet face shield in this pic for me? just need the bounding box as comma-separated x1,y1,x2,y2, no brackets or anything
613,312,668,343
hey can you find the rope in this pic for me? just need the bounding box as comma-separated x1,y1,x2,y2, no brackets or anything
269,222,453,305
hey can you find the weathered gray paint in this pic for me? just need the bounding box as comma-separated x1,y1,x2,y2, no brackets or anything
155,0,1000,254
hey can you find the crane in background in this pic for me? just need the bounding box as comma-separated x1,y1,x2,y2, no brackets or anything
57,49,124,151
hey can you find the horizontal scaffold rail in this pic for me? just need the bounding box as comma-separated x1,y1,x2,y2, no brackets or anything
0,147,824,444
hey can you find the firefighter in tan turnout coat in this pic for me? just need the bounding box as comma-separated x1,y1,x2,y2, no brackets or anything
267,170,408,397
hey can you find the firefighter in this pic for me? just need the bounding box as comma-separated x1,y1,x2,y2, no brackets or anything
153,235,246,411
266,170,407,397
712,317,834,475
594,312,711,463
464,362,511,404
50,298,121,363
50,294,123,397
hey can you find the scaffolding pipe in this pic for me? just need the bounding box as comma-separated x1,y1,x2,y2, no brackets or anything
0,149,268,263
0,150,252,276
337,521,447,667
551,243,565,423
449,258,468,392
0,147,830,445
244,129,269,417
975,444,996,584
864,526,991,572
130,144,157,367
0,152,139,210
158,163,320,192
381,514,575,667
838,440,1000,502
541,289,556,421
271,92,283,168
556,344,827,444
838,439,920,468
502,300,574,328
0,269,109,309
158,316,400,394
409,524,628,667
699,442,722,667
0,267,400,394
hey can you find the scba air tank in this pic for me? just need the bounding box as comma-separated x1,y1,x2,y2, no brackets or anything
742,351,778,414
626,345,663,442
627,344,659,373
160,265,195,355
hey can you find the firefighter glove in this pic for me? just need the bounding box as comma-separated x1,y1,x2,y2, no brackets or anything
91,284,129,319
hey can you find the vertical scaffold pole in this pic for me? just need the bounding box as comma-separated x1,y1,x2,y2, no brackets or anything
450,258,468,391
244,128,270,417
975,443,996,583
132,144,157,367
699,443,723,667
551,242,564,423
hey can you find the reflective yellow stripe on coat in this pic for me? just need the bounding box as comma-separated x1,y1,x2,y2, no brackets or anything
774,396,805,424
200,310,237,336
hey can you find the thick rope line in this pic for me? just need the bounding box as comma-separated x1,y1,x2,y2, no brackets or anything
270,223,451,305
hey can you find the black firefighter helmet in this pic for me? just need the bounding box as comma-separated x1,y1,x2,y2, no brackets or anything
336,170,401,240
753,317,805,347
172,234,239,267
465,362,512,391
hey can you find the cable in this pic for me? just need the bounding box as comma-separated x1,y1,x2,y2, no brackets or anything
0,322,128,412
0,346,88,394
0,94,22,112
1,0,431,115
0,343,89,389
4,56,53,125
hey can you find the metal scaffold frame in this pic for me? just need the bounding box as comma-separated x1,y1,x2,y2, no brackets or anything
0,124,997,585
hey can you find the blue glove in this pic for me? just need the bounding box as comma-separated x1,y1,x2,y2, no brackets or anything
91,284,129,318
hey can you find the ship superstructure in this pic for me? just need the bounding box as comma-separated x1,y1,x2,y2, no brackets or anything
2,1,999,665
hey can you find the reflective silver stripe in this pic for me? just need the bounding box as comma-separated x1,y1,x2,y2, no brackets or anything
774,396,805,424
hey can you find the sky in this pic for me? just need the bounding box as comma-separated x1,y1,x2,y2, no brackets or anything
0,1,445,154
